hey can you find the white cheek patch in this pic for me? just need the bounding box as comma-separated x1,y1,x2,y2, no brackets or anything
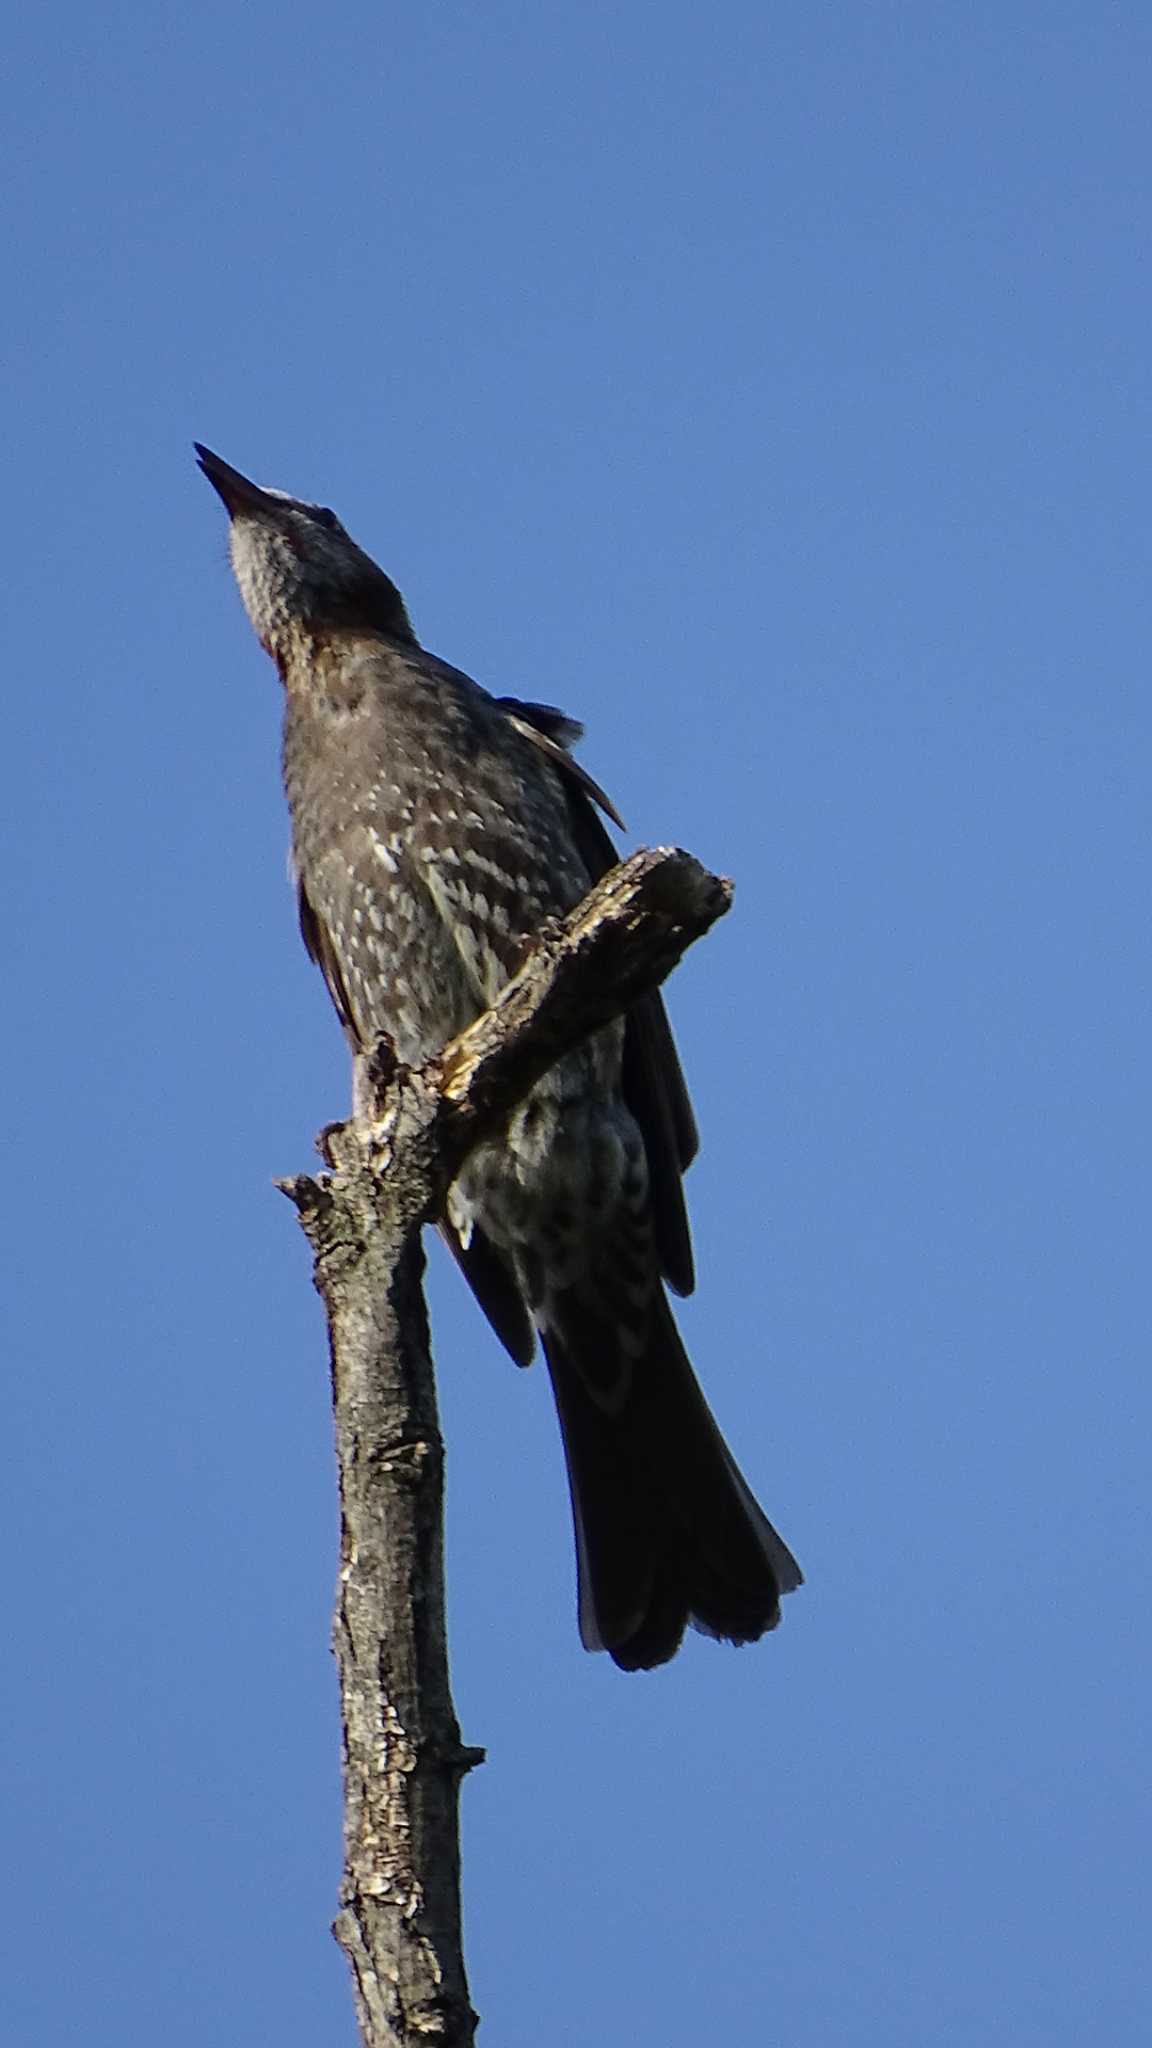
224,505,365,655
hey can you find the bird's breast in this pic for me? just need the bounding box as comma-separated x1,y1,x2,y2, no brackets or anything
282,683,591,1064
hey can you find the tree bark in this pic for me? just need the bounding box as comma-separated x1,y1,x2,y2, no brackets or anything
279,847,733,2048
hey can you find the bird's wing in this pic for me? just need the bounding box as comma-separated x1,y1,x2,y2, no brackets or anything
497,696,699,1297
437,1217,537,1367
297,874,358,1041
495,698,626,829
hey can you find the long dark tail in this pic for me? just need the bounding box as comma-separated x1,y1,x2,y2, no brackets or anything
541,1291,802,1671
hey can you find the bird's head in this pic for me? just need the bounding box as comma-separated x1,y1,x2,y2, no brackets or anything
195,444,414,661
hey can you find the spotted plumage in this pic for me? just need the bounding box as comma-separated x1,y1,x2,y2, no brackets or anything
197,444,802,1668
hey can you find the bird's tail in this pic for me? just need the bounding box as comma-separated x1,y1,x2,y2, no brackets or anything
541,1290,802,1671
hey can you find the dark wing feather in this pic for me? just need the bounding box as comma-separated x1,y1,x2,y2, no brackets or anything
493,696,585,748
297,878,358,1042
438,1219,537,1367
498,697,698,1297
498,701,626,830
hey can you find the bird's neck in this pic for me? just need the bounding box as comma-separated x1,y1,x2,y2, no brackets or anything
274,623,412,704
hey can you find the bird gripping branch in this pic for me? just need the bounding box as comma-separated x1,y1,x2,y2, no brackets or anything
197,443,801,1670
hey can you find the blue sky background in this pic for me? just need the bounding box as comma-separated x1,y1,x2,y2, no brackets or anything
3,5,1148,2042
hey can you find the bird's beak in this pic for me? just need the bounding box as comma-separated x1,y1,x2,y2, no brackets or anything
194,443,280,518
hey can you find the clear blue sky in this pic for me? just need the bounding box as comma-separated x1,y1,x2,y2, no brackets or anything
4,5,1148,2042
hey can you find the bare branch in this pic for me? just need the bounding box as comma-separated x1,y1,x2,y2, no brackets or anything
279,847,731,2048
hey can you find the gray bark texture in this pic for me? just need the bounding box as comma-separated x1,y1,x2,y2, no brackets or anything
278,847,733,2048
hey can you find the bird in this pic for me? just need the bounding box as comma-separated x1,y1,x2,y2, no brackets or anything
196,443,802,1669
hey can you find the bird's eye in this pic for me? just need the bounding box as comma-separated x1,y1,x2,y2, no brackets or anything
311,506,340,530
